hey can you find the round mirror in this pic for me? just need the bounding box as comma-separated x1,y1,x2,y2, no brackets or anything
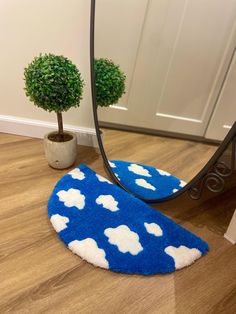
91,0,236,202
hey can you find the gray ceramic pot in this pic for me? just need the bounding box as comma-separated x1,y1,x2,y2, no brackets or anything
44,131,77,169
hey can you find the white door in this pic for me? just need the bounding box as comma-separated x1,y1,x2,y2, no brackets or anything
205,48,236,141
96,0,236,136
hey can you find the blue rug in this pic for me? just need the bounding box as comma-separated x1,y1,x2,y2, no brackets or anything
48,164,208,275
109,160,186,199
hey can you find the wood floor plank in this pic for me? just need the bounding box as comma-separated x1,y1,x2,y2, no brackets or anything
0,132,31,145
0,132,235,314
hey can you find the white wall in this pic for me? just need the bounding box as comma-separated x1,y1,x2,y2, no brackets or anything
0,0,94,131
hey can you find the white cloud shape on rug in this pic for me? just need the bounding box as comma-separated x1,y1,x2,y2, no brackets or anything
128,164,151,177
96,174,112,184
135,179,156,191
173,188,179,193
109,161,116,168
156,169,171,176
96,195,119,212
69,168,85,181
104,225,143,255
164,245,202,270
50,214,69,233
57,188,85,210
114,173,120,180
68,238,109,269
144,222,163,237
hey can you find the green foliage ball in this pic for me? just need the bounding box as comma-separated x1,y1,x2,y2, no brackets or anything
95,58,126,107
24,53,84,112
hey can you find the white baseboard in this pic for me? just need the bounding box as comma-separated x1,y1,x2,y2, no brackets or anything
0,114,98,147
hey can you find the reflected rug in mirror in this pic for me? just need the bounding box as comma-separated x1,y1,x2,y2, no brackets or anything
109,160,186,199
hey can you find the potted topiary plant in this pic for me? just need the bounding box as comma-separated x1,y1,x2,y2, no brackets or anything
24,53,84,169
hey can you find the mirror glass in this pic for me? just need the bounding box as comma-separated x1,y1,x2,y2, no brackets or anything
93,0,230,201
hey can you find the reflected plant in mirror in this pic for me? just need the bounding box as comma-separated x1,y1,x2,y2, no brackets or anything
95,58,126,108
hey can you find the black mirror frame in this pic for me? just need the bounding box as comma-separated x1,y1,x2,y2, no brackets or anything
90,0,236,203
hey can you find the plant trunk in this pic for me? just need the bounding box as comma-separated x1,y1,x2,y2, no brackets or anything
57,112,64,142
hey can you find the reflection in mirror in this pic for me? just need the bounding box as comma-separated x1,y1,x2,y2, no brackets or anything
94,0,236,201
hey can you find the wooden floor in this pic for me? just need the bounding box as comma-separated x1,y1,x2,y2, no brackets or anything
0,132,236,314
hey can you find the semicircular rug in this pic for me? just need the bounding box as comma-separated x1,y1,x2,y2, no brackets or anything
48,164,208,275
109,160,186,199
